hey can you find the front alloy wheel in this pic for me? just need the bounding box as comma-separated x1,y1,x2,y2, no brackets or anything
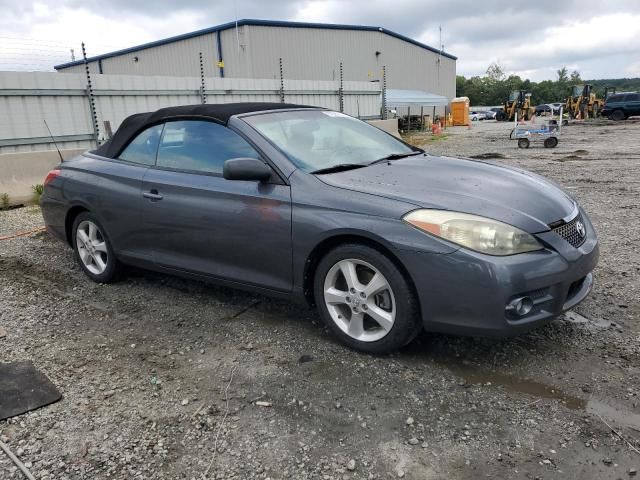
323,259,396,343
314,244,421,353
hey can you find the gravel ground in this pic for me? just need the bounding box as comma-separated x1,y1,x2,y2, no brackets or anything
1,119,639,479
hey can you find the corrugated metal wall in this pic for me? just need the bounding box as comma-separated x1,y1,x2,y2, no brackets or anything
0,71,381,154
58,25,455,100
223,26,456,100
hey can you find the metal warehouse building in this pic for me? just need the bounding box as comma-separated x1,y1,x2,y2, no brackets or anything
55,19,457,101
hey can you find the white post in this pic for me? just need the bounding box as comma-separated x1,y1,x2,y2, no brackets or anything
559,106,563,134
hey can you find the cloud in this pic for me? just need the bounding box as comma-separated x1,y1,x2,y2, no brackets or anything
1,0,639,80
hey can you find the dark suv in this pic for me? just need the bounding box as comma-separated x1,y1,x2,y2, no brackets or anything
602,92,640,120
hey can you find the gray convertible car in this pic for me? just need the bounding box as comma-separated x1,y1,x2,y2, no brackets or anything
41,103,599,353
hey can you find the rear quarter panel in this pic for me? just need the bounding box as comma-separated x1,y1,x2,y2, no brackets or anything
58,154,150,257
40,162,67,242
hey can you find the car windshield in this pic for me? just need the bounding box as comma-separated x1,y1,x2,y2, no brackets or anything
243,110,415,172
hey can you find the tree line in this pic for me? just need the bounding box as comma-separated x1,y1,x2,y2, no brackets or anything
456,63,640,106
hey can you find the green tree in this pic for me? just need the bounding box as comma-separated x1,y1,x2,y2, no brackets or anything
486,62,506,81
456,64,640,106
557,67,569,83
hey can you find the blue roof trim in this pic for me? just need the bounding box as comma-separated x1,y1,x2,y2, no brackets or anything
54,18,457,69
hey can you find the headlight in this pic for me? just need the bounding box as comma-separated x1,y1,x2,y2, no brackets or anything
403,209,543,256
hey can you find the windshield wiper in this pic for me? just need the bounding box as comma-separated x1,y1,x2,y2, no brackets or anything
368,150,424,166
311,163,367,175
311,149,425,174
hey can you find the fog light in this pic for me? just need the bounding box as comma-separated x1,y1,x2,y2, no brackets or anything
506,296,534,316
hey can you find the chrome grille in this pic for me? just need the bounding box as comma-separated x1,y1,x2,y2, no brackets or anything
552,214,586,248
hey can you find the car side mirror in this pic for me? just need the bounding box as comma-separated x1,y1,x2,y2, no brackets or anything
223,158,272,182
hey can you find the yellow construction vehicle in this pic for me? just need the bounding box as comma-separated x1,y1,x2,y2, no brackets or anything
565,84,606,119
495,90,535,121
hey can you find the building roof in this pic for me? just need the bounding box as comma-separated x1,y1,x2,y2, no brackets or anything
55,18,457,70
94,102,311,158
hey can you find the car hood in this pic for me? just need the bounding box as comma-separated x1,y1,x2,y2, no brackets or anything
318,154,576,233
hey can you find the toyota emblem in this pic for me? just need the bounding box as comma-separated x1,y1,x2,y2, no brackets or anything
576,221,586,238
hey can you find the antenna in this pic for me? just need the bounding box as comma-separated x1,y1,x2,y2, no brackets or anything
44,120,64,163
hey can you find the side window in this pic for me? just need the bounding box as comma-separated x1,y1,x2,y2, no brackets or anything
156,120,261,174
118,124,163,165
625,93,640,102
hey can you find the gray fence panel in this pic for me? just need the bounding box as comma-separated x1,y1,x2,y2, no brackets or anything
0,71,382,153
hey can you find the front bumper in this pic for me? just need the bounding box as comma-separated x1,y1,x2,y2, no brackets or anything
395,215,599,337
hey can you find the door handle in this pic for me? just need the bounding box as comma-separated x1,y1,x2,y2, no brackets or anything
143,190,163,200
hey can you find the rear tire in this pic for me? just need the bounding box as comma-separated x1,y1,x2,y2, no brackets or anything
518,138,530,149
610,109,625,121
72,212,122,283
544,137,558,148
313,244,421,354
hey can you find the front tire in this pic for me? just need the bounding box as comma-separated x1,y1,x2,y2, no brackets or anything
72,212,121,283
313,244,421,353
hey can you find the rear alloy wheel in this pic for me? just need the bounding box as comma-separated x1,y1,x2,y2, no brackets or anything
518,138,530,149
72,212,121,283
544,137,558,148
314,244,420,353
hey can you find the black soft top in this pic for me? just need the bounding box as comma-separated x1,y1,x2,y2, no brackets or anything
94,102,313,158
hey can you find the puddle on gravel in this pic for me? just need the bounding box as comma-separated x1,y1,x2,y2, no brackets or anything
439,359,586,410
469,152,506,160
433,357,640,430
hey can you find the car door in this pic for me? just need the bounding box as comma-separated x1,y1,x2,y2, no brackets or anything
90,123,163,261
140,119,293,292
626,93,640,116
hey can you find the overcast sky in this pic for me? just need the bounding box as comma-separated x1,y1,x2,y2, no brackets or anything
2,0,640,81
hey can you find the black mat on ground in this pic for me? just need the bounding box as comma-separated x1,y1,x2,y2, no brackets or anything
0,361,62,420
